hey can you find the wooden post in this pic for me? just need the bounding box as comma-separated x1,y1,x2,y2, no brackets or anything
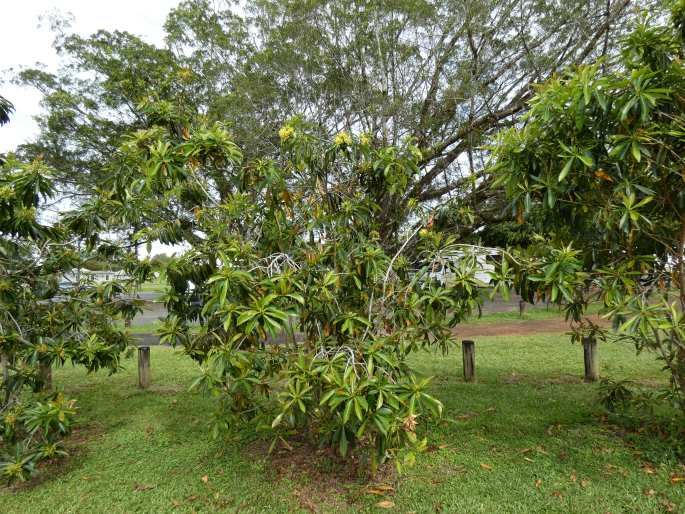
519,299,527,318
462,340,476,382
583,337,599,383
39,361,52,391
138,346,151,389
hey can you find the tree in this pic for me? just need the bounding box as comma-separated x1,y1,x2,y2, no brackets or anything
13,0,640,245
0,155,145,483
97,106,492,471
491,2,685,412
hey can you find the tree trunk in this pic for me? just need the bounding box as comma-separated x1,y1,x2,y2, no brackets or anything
462,340,475,382
138,346,151,389
583,337,599,383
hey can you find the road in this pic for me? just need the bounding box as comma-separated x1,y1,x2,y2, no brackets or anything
129,291,532,346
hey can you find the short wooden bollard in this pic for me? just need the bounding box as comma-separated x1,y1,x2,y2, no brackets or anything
39,361,52,391
583,337,599,383
138,346,151,389
519,299,527,318
462,340,476,382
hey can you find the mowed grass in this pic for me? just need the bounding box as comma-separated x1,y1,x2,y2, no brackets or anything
467,302,604,323
2,335,683,513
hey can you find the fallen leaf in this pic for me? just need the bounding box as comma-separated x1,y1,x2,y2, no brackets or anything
641,463,656,475
580,479,589,488
201,474,209,483
133,483,155,492
570,472,577,483
535,479,542,488
604,464,618,474
594,169,614,182
376,500,395,509
551,491,563,499
480,463,492,471
669,473,685,484
367,484,395,496
660,499,676,512
546,424,561,436
520,448,532,454
185,495,199,502
644,489,656,497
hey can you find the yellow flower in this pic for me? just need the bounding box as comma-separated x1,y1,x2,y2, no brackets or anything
334,131,352,147
278,125,295,142
4,412,16,427
0,185,14,201
360,133,371,146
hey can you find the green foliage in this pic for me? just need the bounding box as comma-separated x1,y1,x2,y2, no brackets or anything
102,112,490,471
0,156,144,483
0,95,13,127
598,376,685,461
12,0,638,242
490,7,685,413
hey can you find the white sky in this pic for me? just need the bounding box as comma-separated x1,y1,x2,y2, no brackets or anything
0,1,185,255
0,0,181,152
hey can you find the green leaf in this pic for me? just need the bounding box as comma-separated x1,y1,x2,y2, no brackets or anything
558,158,573,182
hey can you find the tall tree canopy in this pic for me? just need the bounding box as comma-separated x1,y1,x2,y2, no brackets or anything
13,0,642,245
491,2,685,411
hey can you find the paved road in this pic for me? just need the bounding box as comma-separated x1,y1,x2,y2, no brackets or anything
130,291,531,346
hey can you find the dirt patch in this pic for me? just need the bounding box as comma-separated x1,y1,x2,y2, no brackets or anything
248,437,396,512
455,314,610,338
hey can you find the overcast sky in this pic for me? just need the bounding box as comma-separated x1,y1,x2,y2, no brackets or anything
0,0,181,152
1,1,185,255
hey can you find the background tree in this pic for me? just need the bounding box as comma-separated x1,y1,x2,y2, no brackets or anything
12,0,642,246
0,154,145,483
96,104,495,471
491,1,685,413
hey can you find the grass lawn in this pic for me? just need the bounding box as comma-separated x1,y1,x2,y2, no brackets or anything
2,335,683,513
468,302,604,324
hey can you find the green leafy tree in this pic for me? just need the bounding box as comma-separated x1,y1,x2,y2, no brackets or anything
101,108,490,473
491,2,685,412
13,0,638,245
0,155,145,483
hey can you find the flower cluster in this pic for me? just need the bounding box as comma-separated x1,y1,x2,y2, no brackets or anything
334,131,352,147
278,125,295,142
